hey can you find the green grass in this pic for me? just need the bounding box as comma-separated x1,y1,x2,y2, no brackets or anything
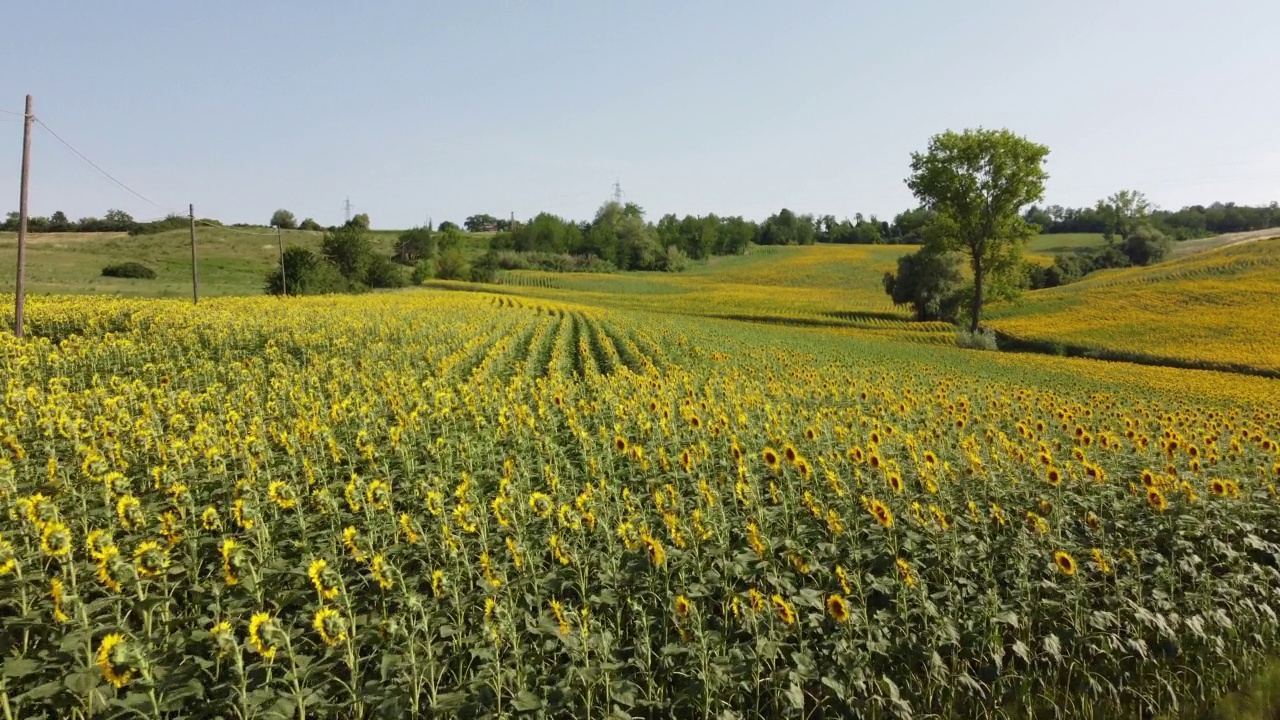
0,226,494,297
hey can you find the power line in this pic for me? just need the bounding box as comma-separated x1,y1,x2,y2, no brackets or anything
33,117,172,212
0,107,23,116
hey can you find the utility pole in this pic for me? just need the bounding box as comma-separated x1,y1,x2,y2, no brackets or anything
277,226,287,296
13,95,33,339
344,197,352,225
189,204,199,304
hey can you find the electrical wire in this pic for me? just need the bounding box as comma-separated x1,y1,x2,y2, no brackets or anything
34,117,173,212
0,108,24,116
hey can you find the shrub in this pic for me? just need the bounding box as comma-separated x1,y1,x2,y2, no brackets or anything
394,227,436,265
101,262,156,279
410,260,434,285
434,248,470,281
364,254,406,289
883,249,964,321
955,327,999,351
1122,225,1173,266
299,218,323,232
265,246,349,295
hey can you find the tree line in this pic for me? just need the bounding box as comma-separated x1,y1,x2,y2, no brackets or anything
1026,199,1280,240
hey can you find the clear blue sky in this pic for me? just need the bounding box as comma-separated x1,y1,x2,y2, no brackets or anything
2,1,1278,228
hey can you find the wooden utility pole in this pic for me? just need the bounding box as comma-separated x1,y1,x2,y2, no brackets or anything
277,226,287,295
13,95,33,338
189,204,199,304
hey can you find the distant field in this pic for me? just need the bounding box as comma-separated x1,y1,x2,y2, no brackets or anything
988,237,1280,375
0,226,493,298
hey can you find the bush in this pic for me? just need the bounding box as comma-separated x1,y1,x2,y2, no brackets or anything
955,327,999,351
410,260,434,285
299,218,323,232
1122,225,1173,266
394,227,436,265
486,250,616,274
883,249,964,321
434,248,470,281
662,245,690,272
265,246,349,295
101,262,156,279
364,254,406,289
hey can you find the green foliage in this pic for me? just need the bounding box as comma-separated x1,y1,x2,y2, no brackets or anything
758,208,817,246
882,249,964,321
1122,224,1173,266
393,226,436,265
128,214,188,236
464,214,500,232
299,218,323,232
908,127,1049,330
955,326,999,350
434,247,471,280
438,220,459,233
364,254,406,289
1095,189,1151,243
100,262,156,279
348,213,371,230
270,209,297,230
321,224,373,282
264,246,349,295
409,259,435,285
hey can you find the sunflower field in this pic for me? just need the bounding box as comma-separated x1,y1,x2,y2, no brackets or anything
2,290,1280,719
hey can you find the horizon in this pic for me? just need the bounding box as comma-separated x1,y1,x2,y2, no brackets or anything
3,1,1279,228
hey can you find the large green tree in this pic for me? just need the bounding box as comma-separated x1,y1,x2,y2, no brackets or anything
906,128,1049,331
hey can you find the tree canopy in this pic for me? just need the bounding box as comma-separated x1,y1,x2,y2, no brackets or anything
906,127,1049,331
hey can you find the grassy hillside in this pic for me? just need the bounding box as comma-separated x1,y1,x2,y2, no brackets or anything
0,226,493,298
988,236,1280,375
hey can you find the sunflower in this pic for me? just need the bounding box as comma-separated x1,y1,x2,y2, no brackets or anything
847,446,865,464
96,633,136,689
1053,550,1077,576
613,435,628,453
895,557,917,587
771,594,797,626
268,480,297,510
50,578,69,623
529,492,554,518
673,594,692,621
221,538,243,586
308,558,340,601
1209,478,1227,496
133,540,169,578
748,588,766,613
929,505,951,531
431,569,445,598
1084,511,1101,531
642,532,666,566
783,444,799,465
866,499,894,528
370,555,393,590
210,620,237,656
365,479,391,511
825,594,850,623
41,521,72,558
312,606,348,646
886,473,904,494
248,612,278,660
922,450,938,469
1224,479,1241,498
116,495,144,531
1140,469,1157,488
1146,487,1168,512
1091,548,1112,574
761,447,780,472
95,547,123,593
342,526,367,563
232,498,254,530
87,529,114,561
1045,467,1062,487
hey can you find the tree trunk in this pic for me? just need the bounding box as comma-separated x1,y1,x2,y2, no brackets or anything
970,261,984,332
